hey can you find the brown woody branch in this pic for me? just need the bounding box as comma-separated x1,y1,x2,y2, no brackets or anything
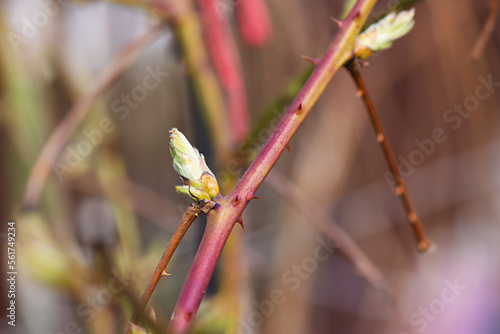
345,59,431,252
128,199,215,330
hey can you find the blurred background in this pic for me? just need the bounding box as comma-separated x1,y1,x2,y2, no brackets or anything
1,0,500,333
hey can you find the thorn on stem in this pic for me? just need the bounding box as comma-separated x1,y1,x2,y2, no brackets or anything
331,17,343,27
232,195,240,206
286,145,292,154
296,103,303,115
355,90,363,98
245,192,262,201
161,270,172,277
301,55,319,65
377,133,384,143
237,216,245,231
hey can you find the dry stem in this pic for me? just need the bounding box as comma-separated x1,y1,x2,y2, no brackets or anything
128,200,215,330
470,0,500,60
345,59,431,251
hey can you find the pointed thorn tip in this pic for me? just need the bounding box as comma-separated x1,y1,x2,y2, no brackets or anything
161,270,172,277
295,103,303,115
301,55,319,65
237,217,245,231
331,17,342,27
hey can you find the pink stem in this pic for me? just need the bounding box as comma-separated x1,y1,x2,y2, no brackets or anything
198,0,250,143
236,0,272,47
168,1,377,332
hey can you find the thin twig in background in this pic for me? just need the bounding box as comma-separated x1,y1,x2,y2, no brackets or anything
70,172,182,228
266,171,389,293
470,0,500,60
128,200,215,330
198,0,250,143
23,25,161,208
345,59,431,252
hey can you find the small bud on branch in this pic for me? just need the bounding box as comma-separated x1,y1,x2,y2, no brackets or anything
169,128,220,201
354,8,415,59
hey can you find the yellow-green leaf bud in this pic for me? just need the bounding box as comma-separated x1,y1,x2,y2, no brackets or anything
199,172,220,200
175,185,212,201
354,9,415,60
169,128,220,200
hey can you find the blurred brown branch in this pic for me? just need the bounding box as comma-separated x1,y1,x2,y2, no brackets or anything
345,59,431,252
71,172,182,228
470,0,499,60
23,25,162,208
266,171,389,293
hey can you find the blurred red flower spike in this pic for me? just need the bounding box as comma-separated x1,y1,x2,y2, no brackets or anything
236,0,272,47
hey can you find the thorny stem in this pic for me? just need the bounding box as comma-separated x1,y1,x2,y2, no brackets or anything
266,171,389,293
175,1,249,332
345,59,431,252
246,0,423,153
167,1,379,332
470,0,500,60
128,200,215,330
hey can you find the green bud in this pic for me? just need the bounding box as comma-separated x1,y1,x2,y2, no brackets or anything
199,172,220,199
354,9,415,60
169,128,220,201
175,185,211,201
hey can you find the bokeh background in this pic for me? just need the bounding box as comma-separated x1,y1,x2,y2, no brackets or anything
1,0,500,333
